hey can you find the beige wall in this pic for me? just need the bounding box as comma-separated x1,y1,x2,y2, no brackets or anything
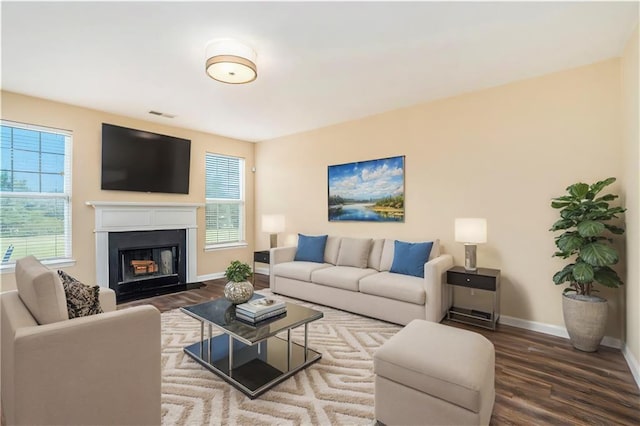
1,51,633,348
255,59,626,338
0,91,256,291
622,26,639,370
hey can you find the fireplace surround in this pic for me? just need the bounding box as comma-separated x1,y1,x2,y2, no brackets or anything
108,229,187,301
87,201,203,302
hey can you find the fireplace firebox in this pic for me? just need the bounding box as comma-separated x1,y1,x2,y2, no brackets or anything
108,229,187,302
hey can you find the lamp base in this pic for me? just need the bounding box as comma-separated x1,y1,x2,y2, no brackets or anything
464,244,477,271
269,234,278,249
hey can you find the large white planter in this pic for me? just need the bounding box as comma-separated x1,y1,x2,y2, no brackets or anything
562,294,608,352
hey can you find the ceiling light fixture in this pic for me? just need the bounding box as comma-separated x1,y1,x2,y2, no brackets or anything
205,39,257,84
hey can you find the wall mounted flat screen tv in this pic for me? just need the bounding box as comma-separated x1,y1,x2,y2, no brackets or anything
101,123,191,194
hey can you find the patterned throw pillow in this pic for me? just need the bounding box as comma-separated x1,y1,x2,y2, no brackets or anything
57,270,103,318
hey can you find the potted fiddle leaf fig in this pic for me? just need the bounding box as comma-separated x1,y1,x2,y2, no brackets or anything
550,177,625,352
223,260,254,304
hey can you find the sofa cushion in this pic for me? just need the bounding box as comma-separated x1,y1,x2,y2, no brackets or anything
430,239,441,259
58,271,104,318
390,240,434,278
15,255,69,325
273,261,332,282
359,271,425,305
336,237,372,268
368,239,385,271
294,234,328,263
324,236,342,265
380,238,440,271
311,266,378,291
379,239,395,271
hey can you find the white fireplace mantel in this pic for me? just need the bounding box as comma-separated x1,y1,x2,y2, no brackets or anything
86,201,204,288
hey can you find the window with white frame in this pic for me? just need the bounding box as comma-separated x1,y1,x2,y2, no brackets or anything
0,121,72,267
205,153,245,248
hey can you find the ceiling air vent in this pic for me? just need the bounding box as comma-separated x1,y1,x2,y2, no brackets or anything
148,110,176,119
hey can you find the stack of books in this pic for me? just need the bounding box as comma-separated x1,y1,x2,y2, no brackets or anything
236,298,287,324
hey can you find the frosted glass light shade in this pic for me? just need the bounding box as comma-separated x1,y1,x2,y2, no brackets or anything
205,39,257,84
455,218,487,244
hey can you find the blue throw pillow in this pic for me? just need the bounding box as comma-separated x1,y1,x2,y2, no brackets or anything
294,234,328,263
390,240,434,278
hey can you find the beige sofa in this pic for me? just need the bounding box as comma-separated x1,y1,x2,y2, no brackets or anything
1,256,161,426
270,236,453,325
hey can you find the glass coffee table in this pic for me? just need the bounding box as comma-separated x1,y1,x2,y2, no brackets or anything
180,295,323,398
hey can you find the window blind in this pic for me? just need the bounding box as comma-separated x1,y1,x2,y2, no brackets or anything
205,153,244,246
0,121,72,265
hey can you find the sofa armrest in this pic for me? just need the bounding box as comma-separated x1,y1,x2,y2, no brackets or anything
269,246,297,292
13,305,161,425
423,254,454,322
98,286,116,312
270,246,297,265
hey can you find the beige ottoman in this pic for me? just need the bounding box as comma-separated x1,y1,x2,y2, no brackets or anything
374,320,495,426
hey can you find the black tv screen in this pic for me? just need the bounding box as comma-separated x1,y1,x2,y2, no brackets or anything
101,123,191,194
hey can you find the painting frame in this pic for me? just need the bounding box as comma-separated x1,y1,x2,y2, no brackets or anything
328,155,405,222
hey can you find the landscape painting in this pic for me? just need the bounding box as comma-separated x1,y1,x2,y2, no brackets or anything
328,156,405,222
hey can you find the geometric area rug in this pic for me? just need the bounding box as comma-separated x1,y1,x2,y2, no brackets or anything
160,290,401,425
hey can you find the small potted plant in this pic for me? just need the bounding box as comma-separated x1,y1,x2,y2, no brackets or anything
550,177,625,352
224,260,254,304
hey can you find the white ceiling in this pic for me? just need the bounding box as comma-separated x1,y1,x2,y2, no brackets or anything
2,1,638,142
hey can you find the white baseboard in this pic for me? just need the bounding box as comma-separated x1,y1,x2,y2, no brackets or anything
196,272,225,282
499,315,622,349
254,267,269,276
197,268,268,282
622,344,640,389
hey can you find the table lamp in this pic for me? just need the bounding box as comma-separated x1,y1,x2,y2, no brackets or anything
262,214,285,249
455,218,487,271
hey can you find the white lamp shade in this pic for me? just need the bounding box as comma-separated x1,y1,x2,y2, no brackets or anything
455,218,487,244
262,214,285,233
205,39,257,84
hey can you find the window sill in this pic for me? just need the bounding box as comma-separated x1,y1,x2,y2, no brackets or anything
1,258,77,274
204,242,249,252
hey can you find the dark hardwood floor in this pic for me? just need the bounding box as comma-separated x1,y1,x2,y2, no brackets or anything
118,274,271,312
121,274,640,425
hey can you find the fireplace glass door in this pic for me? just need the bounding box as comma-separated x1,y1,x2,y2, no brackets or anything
120,246,178,284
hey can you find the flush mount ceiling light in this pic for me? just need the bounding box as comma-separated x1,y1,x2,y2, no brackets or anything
205,39,257,84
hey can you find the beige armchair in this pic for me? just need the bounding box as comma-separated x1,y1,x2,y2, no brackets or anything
1,256,161,425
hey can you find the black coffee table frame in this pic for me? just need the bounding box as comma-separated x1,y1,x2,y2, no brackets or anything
181,297,323,398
